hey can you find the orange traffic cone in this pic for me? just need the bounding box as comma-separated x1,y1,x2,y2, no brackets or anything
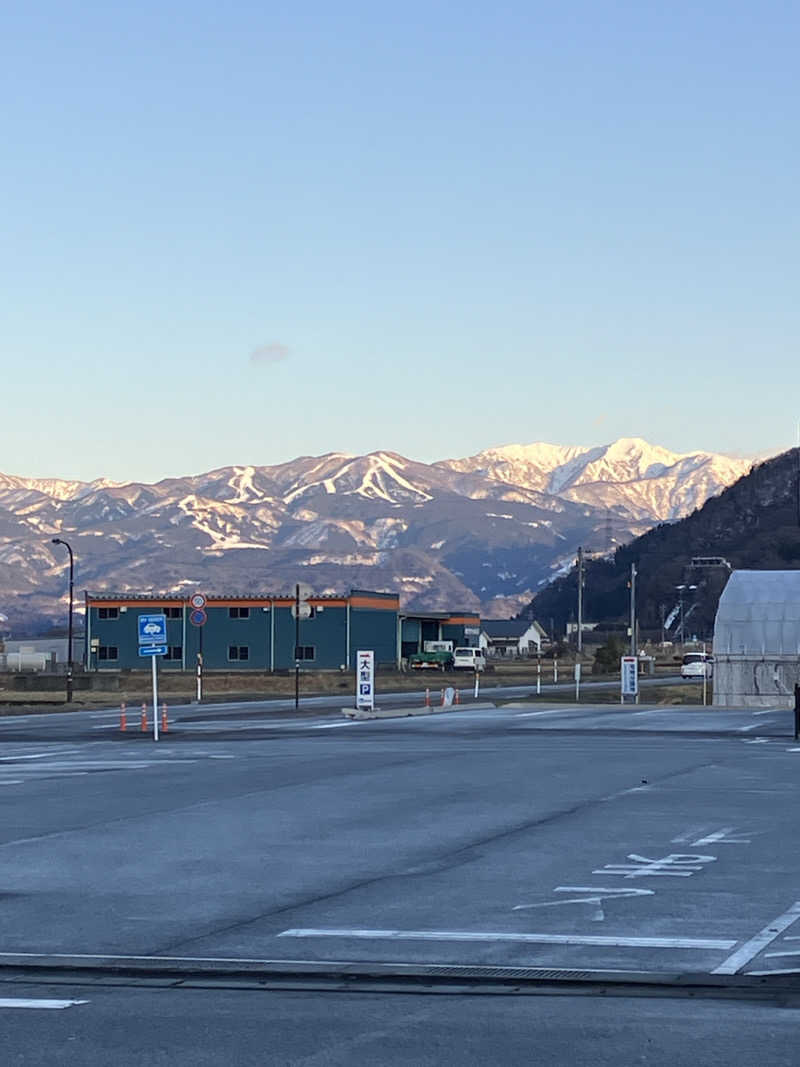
120,703,127,732
140,703,147,732
161,703,168,733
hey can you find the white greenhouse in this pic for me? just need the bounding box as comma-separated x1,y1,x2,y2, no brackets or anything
713,570,800,708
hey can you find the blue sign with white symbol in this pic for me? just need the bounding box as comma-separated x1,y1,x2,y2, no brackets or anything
139,644,168,657
138,614,167,645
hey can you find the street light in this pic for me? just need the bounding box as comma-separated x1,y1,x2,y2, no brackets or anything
51,538,74,702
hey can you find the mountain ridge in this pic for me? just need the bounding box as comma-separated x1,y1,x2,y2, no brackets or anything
0,438,756,634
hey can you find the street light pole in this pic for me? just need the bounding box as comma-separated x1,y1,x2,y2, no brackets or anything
576,546,584,655
629,563,637,657
51,538,74,702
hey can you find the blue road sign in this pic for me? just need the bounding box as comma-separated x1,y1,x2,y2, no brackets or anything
138,614,167,645
139,644,168,657
189,608,207,627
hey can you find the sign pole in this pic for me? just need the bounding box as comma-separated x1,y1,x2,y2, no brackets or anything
295,583,300,711
152,653,159,742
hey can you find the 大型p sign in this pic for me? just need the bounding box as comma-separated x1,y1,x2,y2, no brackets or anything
356,650,375,710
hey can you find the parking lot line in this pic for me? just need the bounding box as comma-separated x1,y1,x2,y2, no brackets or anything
277,928,735,950
712,901,800,974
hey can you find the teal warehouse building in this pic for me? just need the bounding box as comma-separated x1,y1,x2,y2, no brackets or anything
84,590,482,672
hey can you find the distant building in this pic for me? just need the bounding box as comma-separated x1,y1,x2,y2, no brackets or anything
84,591,481,672
481,619,546,657
713,570,800,708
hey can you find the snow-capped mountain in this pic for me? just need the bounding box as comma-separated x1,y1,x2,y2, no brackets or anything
439,438,751,521
0,439,753,633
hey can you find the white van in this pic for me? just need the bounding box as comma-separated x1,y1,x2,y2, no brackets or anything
453,647,486,672
681,651,713,679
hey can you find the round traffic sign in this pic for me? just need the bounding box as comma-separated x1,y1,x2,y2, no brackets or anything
189,608,207,627
190,593,206,610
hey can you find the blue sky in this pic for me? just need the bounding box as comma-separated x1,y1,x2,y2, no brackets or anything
2,1,798,481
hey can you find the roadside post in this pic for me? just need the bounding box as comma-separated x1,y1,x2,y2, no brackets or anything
620,655,638,706
536,656,541,695
794,684,800,742
138,613,167,741
574,661,581,701
702,641,708,707
189,594,207,703
554,656,558,684
473,671,480,700
356,650,375,712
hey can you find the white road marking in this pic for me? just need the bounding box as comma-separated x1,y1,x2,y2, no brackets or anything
0,752,78,762
742,738,771,744
712,901,800,974
0,780,24,786
691,828,751,846
277,928,735,950
785,748,800,753
313,721,358,729
753,709,781,715
514,709,573,719
764,950,800,958
0,998,88,1010
513,886,653,921
593,853,716,878
671,826,709,844
737,723,761,732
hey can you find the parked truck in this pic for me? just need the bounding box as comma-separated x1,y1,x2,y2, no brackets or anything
408,640,455,671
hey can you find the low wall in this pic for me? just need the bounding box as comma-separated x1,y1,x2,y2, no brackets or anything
713,655,800,709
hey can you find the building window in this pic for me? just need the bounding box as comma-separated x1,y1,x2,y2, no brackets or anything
164,608,182,619
164,646,182,660
98,607,119,620
294,645,315,661
98,646,118,661
228,645,249,661
229,607,250,619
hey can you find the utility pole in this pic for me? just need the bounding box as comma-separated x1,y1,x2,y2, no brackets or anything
629,562,637,657
576,546,584,655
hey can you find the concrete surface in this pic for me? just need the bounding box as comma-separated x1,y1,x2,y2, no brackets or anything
1,699,799,1063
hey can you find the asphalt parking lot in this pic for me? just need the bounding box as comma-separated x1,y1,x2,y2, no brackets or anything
1,699,798,1063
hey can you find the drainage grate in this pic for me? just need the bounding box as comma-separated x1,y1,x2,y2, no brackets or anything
409,965,596,981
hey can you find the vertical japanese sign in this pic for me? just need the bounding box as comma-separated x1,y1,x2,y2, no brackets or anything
356,650,375,710
621,655,638,698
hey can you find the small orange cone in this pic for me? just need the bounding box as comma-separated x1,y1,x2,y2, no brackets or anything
140,703,147,732
440,688,445,707
161,703,168,733
454,689,460,705
120,703,127,732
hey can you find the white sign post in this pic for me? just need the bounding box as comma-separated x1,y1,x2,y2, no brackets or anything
621,655,638,704
138,613,167,741
356,650,375,711
574,662,581,701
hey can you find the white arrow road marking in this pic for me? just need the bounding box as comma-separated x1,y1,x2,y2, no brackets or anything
0,998,88,1010
512,886,654,922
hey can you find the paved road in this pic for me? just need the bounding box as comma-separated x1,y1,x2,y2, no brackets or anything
0,673,686,743
1,700,798,1063
2,982,798,1066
